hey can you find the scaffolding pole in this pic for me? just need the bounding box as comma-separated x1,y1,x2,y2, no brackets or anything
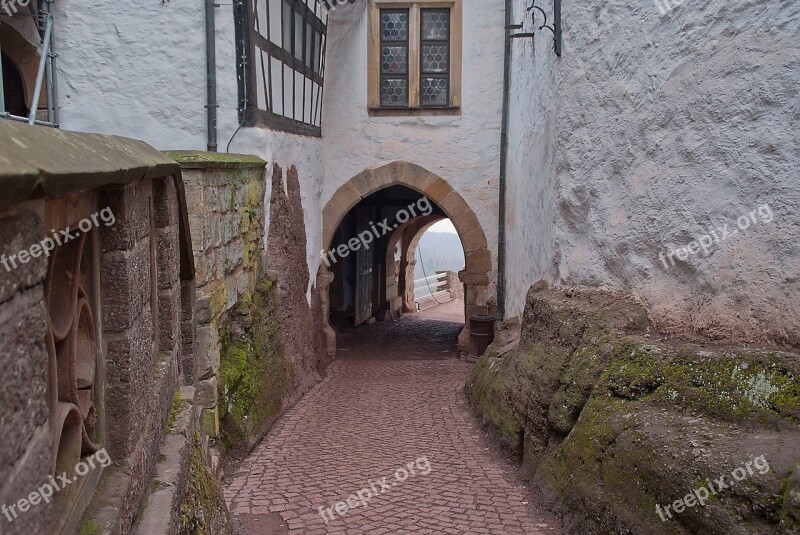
47,9,58,126
44,3,55,124
0,19,6,115
28,12,53,125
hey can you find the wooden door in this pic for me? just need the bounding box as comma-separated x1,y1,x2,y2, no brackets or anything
354,207,374,326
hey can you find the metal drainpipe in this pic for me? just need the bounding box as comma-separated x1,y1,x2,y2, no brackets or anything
205,0,218,152
496,0,513,321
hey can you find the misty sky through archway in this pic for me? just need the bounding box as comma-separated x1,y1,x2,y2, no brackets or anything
414,219,465,295
427,219,458,234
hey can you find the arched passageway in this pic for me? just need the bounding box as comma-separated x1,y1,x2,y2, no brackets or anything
0,23,44,116
319,162,493,351
2,52,27,116
386,214,446,314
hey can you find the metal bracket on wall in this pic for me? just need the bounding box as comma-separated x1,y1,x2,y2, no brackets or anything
509,0,562,57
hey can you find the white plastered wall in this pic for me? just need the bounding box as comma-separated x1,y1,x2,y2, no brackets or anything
551,0,800,343
502,0,559,319
321,0,505,302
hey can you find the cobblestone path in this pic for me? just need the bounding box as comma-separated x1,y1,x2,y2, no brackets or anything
225,307,560,534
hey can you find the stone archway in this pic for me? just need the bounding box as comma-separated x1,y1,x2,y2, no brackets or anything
0,24,44,113
385,214,445,315
319,161,493,352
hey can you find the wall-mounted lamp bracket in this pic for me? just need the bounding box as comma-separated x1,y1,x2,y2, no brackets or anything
509,0,562,56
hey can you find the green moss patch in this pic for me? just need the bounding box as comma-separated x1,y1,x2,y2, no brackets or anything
167,391,188,432
644,354,799,423
79,521,103,535
179,434,234,535
218,277,294,452
165,150,266,169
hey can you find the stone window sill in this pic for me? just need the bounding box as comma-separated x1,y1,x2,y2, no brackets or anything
368,107,462,117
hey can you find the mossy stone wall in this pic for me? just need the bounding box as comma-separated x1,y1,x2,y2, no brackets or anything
218,278,294,454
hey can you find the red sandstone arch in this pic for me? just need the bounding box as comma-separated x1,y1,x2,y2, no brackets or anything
384,215,450,314
318,162,493,350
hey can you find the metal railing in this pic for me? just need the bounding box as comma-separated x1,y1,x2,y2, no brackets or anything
413,271,454,310
414,272,449,298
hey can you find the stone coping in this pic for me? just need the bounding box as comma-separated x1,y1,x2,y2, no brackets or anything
164,150,267,169
0,121,180,213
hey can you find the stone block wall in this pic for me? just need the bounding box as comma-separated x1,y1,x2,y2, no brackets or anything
87,176,191,533
0,201,53,535
166,152,267,441
445,271,465,301
0,121,196,535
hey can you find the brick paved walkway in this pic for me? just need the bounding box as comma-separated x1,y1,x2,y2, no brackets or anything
224,309,560,534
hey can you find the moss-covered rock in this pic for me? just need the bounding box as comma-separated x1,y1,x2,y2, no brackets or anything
218,277,294,453
467,282,800,535
78,521,103,535
178,433,234,535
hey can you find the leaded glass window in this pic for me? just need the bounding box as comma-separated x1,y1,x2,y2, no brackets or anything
420,9,450,107
380,9,410,107
373,4,455,110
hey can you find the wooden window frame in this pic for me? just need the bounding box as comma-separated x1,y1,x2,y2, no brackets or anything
368,0,462,115
236,0,327,137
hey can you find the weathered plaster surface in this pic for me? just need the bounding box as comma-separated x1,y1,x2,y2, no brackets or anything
553,0,800,345
53,0,207,147
503,0,559,319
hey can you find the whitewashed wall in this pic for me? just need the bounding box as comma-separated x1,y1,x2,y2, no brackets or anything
552,0,800,344
53,0,207,148
321,0,506,298
502,0,559,319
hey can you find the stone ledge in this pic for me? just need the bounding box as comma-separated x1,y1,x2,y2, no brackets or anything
134,386,196,535
0,121,179,214
164,151,267,170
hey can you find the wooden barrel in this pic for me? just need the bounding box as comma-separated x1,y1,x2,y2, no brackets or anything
469,314,496,359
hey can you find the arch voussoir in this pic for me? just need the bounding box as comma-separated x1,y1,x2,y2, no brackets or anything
423,177,454,202
350,169,379,195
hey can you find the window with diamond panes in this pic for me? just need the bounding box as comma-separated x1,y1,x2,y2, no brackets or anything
380,9,410,107
237,0,327,136
369,1,460,112
420,9,449,107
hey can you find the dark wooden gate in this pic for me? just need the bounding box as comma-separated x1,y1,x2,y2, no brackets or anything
354,206,374,326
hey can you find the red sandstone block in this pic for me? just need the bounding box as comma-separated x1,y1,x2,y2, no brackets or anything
152,177,178,229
